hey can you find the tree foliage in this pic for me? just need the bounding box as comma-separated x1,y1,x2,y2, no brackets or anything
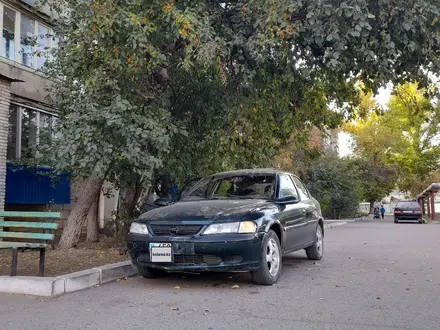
351,159,399,204
384,83,440,192
31,0,440,244
37,0,440,185
344,82,440,198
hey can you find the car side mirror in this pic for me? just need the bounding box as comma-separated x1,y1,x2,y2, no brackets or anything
154,198,170,207
276,196,299,205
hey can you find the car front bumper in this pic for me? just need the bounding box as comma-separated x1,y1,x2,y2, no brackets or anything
126,232,264,272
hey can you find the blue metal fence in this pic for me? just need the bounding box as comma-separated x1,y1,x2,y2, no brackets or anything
5,162,71,205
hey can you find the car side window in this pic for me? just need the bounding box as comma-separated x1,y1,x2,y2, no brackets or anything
292,176,310,200
279,174,299,200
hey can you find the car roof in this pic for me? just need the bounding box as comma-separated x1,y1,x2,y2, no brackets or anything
210,168,286,178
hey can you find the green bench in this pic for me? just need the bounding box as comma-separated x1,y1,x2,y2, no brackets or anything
0,211,60,276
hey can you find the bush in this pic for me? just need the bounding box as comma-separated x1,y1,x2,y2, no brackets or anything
303,153,362,219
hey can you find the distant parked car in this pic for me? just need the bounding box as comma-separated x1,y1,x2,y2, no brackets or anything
394,200,423,224
126,169,324,285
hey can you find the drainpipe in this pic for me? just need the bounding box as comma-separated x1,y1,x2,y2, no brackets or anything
431,191,436,221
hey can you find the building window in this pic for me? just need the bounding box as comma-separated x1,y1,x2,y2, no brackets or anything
0,2,54,69
35,23,49,69
2,6,15,60
6,104,18,159
20,14,35,67
21,107,37,158
6,104,58,160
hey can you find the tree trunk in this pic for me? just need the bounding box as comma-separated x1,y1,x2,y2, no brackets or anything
117,177,144,235
369,201,374,214
58,173,104,249
119,178,143,218
86,192,100,243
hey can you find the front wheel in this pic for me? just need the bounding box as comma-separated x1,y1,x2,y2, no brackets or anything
305,225,324,260
251,230,282,285
394,218,399,224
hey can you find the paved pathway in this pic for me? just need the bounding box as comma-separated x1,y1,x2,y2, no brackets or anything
1,217,440,330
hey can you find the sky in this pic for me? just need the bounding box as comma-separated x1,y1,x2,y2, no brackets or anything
338,86,392,158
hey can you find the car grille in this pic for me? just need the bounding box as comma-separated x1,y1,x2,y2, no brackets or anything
149,225,203,236
138,254,222,265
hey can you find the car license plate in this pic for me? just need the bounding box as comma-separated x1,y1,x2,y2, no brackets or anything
403,211,412,213
150,243,173,263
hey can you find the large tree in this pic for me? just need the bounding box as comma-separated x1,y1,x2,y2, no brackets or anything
344,82,440,200
383,83,440,193
37,0,440,247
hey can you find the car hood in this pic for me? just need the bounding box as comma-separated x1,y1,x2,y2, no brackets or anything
137,199,274,224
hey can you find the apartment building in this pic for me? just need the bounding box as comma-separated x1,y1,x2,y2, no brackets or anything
0,0,63,211
0,1,120,230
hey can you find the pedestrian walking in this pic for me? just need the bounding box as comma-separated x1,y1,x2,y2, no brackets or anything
380,205,386,219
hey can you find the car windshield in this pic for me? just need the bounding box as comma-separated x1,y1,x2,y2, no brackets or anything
182,174,276,200
395,201,420,209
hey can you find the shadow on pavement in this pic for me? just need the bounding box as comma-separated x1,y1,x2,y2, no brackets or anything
134,253,310,289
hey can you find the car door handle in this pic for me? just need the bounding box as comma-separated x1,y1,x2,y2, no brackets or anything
302,210,306,214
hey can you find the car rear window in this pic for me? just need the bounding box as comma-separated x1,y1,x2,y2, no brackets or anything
395,201,420,209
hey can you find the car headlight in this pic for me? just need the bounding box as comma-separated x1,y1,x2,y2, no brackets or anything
203,221,257,235
129,222,149,235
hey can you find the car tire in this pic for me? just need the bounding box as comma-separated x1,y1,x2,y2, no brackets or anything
251,230,282,285
305,225,324,261
418,219,423,224
394,218,398,224
137,266,166,279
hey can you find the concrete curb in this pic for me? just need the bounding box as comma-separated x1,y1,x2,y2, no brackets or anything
324,221,348,229
0,260,138,297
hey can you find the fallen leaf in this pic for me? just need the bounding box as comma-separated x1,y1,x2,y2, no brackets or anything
174,286,181,289
376,297,381,300
406,288,410,291
320,298,324,300
231,284,240,289
313,262,320,265
205,309,210,312
171,307,179,311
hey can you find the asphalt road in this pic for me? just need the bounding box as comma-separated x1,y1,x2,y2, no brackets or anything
1,216,440,330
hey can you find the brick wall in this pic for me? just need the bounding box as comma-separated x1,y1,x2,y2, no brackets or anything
0,78,11,212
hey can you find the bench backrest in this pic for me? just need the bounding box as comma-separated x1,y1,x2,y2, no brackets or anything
0,222,58,241
0,211,60,242
0,211,61,218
